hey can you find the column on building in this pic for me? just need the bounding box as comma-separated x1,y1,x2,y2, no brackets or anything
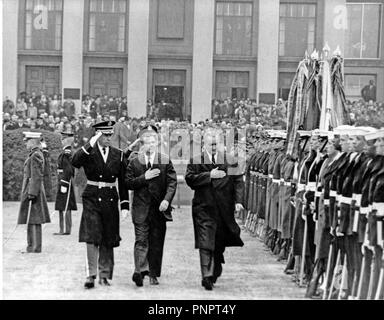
127,0,150,118
2,0,19,102
191,0,215,123
62,0,84,114
256,0,279,105
323,0,347,55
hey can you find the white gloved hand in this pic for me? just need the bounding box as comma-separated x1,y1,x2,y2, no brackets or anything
235,203,244,212
159,200,169,212
60,186,68,193
121,209,129,220
89,131,103,147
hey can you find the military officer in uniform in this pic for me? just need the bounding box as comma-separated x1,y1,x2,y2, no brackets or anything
125,124,177,287
185,128,245,290
72,121,129,289
17,131,50,253
54,131,77,235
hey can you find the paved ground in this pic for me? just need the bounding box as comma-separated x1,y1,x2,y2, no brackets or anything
3,201,306,300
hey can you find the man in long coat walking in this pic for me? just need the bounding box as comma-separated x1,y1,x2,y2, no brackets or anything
185,128,245,290
72,121,129,289
54,131,77,235
17,131,50,253
125,125,177,286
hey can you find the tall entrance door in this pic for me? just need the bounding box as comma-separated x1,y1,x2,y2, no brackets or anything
154,86,184,120
26,66,60,95
153,70,186,120
89,68,123,97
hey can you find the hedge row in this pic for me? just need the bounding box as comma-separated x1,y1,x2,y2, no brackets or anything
2,129,87,202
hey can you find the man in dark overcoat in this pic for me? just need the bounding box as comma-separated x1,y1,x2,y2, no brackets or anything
54,131,77,235
17,131,50,253
185,128,245,290
125,125,177,286
72,121,129,289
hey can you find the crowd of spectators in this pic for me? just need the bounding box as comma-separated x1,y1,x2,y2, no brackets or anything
3,91,384,150
346,99,384,128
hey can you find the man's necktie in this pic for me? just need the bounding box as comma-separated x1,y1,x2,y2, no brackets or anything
211,153,216,165
102,147,106,155
147,159,151,170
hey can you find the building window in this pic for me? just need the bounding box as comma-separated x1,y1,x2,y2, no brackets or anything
215,71,249,100
279,3,316,57
215,2,253,56
345,74,376,102
345,3,382,59
25,0,63,50
278,72,295,100
89,0,127,52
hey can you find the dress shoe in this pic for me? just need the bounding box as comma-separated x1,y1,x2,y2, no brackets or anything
53,232,64,235
212,264,223,284
99,278,111,286
149,276,159,285
84,276,95,289
63,232,71,235
132,272,143,287
201,277,213,290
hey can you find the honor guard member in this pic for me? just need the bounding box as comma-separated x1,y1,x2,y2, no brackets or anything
54,131,77,235
72,121,129,289
368,129,384,299
40,138,53,200
264,131,284,250
356,128,384,299
17,131,50,253
291,131,317,284
334,127,376,298
284,130,311,274
125,124,177,287
185,128,245,290
269,131,287,255
306,131,341,297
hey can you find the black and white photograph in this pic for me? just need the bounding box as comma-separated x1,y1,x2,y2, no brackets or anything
1,0,384,307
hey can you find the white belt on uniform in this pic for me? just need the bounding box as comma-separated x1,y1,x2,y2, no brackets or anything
339,196,353,205
352,193,362,207
268,174,273,179
324,199,330,206
372,202,384,217
329,190,337,197
87,180,116,188
283,181,291,186
272,179,280,184
297,183,306,192
307,182,316,192
360,206,371,215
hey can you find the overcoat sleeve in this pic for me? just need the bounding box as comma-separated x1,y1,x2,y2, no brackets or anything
60,154,74,189
72,142,93,168
125,159,148,190
118,150,129,210
233,174,245,205
164,160,177,203
185,162,211,190
28,152,44,197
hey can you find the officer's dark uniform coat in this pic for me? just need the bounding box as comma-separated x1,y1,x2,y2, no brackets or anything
18,148,50,224
72,142,129,247
55,146,77,211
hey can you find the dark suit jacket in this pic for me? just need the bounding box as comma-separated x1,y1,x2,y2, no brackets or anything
125,152,177,224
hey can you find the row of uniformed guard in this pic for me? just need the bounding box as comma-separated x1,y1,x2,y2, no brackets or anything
244,126,384,299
